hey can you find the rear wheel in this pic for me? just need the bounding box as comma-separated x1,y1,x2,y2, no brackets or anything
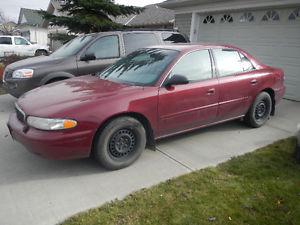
94,117,146,170
245,92,272,128
35,50,48,56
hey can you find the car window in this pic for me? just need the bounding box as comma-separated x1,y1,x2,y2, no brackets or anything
213,49,244,77
162,33,187,43
85,35,120,59
239,52,255,72
0,37,12,45
99,48,179,86
123,33,159,55
14,37,29,45
169,50,212,82
51,35,94,58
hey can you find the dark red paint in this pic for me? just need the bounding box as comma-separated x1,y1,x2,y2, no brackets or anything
7,44,285,159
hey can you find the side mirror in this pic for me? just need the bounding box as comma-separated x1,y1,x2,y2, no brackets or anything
164,74,189,87
241,58,253,71
80,53,96,61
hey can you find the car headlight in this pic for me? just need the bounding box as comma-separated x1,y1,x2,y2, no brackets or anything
12,69,34,79
27,116,77,131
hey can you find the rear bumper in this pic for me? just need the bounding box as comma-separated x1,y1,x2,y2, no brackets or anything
7,113,94,160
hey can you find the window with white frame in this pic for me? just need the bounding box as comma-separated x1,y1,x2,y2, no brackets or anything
203,15,215,24
220,14,233,23
240,12,254,22
262,10,280,21
288,9,300,20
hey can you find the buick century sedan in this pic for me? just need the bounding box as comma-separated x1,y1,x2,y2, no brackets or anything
7,44,285,170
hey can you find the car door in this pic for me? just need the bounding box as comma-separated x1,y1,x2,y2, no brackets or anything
76,35,121,75
0,37,13,57
212,48,259,121
158,49,219,137
13,37,34,56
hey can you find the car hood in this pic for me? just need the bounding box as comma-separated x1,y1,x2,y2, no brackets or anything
18,75,143,117
6,55,69,71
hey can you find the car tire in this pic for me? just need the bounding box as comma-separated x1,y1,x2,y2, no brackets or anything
94,117,146,170
35,50,48,56
245,92,272,128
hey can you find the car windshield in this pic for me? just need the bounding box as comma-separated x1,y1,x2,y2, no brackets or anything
98,48,179,86
51,35,94,58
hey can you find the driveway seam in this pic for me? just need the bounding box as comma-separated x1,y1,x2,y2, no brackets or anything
266,124,294,134
155,146,194,172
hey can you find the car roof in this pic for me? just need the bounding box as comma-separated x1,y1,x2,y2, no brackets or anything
147,43,242,52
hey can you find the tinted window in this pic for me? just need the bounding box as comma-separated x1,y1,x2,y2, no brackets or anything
162,33,187,43
0,37,12,45
14,37,29,45
169,50,212,82
51,35,94,58
123,33,158,55
85,35,119,59
213,49,244,77
99,48,178,86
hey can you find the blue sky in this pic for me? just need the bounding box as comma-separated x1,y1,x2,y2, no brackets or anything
0,0,164,22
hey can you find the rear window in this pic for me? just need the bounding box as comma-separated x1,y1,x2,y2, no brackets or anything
213,49,244,77
123,33,159,55
162,33,188,43
0,37,12,45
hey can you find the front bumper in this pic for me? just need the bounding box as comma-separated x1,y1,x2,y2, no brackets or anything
3,78,37,98
7,113,94,160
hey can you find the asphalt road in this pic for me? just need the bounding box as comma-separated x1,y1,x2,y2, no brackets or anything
0,94,299,225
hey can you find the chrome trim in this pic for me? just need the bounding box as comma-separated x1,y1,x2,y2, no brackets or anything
15,103,26,120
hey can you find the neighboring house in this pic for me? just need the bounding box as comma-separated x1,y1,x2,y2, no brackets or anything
18,8,48,46
160,0,300,101
115,4,174,29
44,0,69,50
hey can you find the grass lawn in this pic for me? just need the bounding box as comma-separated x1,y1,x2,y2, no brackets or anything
0,84,6,95
62,138,300,225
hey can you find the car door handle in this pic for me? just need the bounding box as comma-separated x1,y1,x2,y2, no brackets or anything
250,79,258,85
207,88,216,95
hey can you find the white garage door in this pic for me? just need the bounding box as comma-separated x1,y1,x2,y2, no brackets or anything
198,8,300,101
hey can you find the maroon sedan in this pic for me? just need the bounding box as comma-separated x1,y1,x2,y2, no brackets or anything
7,44,285,170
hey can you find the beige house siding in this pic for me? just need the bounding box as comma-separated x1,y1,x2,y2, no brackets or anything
174,13,192,38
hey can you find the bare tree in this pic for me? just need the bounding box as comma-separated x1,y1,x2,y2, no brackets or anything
0,10,17,35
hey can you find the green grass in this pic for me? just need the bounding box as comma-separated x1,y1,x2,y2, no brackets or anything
0,84,5,95
62,138,300,225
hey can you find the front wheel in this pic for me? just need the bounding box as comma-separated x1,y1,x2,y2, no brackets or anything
35,50,48,56
245,92,272,128
94,117,146,170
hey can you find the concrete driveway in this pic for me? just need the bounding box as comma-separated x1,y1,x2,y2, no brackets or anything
0,94,299,225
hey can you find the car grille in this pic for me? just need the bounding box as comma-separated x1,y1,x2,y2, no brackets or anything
15,104,26,123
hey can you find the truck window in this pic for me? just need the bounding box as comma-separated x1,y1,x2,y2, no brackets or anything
123,33,159,55
162,33,188,43
0,37,12,45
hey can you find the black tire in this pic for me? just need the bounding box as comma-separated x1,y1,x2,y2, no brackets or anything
245,92,272,128
94,117,146,170
35,50,48,56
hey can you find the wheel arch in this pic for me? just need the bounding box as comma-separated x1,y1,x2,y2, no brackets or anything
91,112,156,156
40,72,75,85
261,88,275,116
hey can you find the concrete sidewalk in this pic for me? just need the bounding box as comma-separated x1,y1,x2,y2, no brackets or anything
0,94,299,225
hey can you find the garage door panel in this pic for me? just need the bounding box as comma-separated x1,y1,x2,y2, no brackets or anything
198,9,300,101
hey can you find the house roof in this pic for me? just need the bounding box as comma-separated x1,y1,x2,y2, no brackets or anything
18,8,44,27
116,4,174,27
